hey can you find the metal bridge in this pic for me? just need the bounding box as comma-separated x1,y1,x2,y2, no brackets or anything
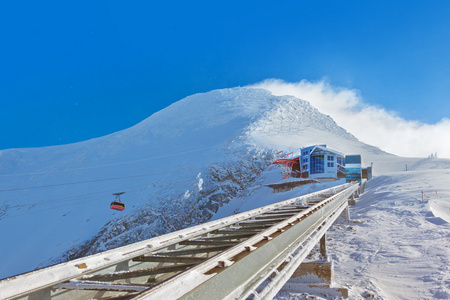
0,182,363,300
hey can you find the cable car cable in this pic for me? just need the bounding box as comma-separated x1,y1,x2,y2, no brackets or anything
2,183,152,209
0,145,220,177
0,170,178,193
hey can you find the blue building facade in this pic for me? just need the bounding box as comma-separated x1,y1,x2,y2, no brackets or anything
345,154,362,183
300,145,346,179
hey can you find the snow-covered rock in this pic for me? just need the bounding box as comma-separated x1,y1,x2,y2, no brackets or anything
1,87,448,300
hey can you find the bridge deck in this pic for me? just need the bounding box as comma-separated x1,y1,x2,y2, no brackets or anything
0,182,363,300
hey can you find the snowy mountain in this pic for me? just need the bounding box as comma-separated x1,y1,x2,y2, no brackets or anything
0,87,442,286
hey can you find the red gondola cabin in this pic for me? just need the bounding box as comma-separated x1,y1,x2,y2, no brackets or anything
110,201,125,211
110,192,126,211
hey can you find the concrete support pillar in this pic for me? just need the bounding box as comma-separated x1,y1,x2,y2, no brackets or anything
340,204,351,220
348,195,356,206
282,260,348,298
320,234,327,259
290,260,334,283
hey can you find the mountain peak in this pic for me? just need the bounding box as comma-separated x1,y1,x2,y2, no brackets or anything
125,87,357,145
0,87,384,279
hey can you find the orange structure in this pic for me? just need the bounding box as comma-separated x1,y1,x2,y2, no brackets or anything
270,151,301,179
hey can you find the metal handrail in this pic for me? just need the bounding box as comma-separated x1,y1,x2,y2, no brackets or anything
136,183,359,299
0,182,358,300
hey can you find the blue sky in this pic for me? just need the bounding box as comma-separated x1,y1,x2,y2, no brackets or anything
1,1,450,150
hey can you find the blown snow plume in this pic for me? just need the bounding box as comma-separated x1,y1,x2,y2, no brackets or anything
250,79,450,158
0,87,384,278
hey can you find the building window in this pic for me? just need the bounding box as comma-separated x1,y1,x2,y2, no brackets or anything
302,158,308,163
311,155,324,174
328,156,334,161
303,164,307,170
327,162,334,167
346,155,361,164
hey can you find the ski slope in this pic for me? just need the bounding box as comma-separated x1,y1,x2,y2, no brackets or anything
1,87,449,299
274,160,450,299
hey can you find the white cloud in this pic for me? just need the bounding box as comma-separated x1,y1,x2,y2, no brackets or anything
249,79,450,158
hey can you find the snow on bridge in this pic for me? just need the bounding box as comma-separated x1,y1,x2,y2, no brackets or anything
0,182,363,300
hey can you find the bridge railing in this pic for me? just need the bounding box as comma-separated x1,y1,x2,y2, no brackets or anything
0,182,360,300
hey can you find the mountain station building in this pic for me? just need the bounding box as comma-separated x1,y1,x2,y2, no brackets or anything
268,144,368,192
299,145,346,179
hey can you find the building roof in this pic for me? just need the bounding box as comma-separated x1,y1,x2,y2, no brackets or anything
306,145,344,157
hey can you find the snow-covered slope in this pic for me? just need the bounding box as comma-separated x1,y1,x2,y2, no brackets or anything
0,87,439,283
275,166,450,300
